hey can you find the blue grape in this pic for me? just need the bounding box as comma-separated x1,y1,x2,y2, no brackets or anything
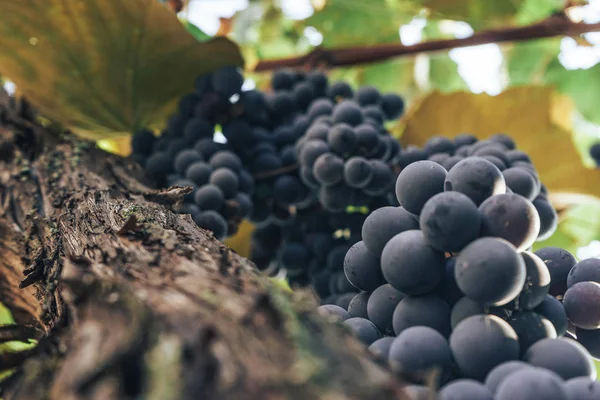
438,379,493,400
496,368,568,400
344,241,385,292
194,184,224,211
327,81,354,101
313,152,345,187
317,304,350,322
565,377,600,400
355,86,381,106
343,317,381,345
563,282,600,329
209,168,239,198
194,210,228,240
380,93,404,120
484,361,532,394
327,123,357,155
567,258,600,287
344,157,373,189
332,100,364,126
395,160,447,215
508,311,557,355
367,284,405,335
392,295,451,337
361,206,419,257
212,66,244,97
131,129,156,155
444,157,505,206
347,292,370,318
367,337,395,361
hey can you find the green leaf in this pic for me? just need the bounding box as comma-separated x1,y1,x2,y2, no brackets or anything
506,39,561,85
429,52,468,92
180,18,212,41
419,0,522,28
545,60,600,125
359,58,415,94
305,0,415,47
0,0,244,140
515,0,563,25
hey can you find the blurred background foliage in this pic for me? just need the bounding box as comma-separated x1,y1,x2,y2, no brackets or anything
2,0,600,257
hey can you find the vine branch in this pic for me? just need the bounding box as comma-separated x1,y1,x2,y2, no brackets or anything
254,16,600,71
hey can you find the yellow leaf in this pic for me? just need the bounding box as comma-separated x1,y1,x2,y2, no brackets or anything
97,136,133,157
0,0,243,141
224,220,256,258
398,87,600,200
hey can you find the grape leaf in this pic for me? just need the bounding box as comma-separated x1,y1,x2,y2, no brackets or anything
514,0,563,25
397,87,600,200
304,0,415,47
0,0,243,141
180,18,212,41
545,60,600,126
419,0,522,28
224,220,256,258
506,39,561,86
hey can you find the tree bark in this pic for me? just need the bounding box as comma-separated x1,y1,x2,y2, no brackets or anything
0,105,406,399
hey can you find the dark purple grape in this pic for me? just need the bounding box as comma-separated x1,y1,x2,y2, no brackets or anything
563,282,600,329
524,337,596,380
194,210,228,240
395,160,447,215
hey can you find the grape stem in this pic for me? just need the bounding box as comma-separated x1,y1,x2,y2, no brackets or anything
254,14,600,71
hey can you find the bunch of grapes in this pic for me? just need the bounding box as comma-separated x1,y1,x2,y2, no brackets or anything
130,66,253,240
318,133,600,399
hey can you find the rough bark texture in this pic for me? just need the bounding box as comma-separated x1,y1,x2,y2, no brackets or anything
0,102,406,399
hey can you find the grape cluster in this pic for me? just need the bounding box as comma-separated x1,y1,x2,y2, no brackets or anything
130,66,253,240
317,133,600,399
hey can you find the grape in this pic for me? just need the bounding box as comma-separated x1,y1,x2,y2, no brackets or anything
291,115,311,139
249,199,271,225
183,117,213,142
343,317,381,345
313,153,345,187
292,82,316,110
389,326,452,384
299,167,319,190
524,337,596,380
343,157,373,189
576,328,600,359
564,282,600,329
380,93,404,120
450,297,511,329
419,191,481,252
438,379,494,400
355,86,381,106
479,193,540,251
280,146,296,166
367,337,395,360
450,315,520,380
568,258,600,287
131,129,156,155
484,361,532,394
469,139,507,153
233,193,252,218
306,123,329,141
442,155,464,171
501,167,538,200
505,149,532,164
395,160,447,215
534,294,568,336
194,184,225,211
424,136,456,156
209,168,239,198
211,66,244,97
344,241,385,292
454,133,478,147
455,237,526,306
235,170,253,196
167,114,185,137
146,151,173,178
354,124,380,155
240,90,268,123
307,98,335,120
534,247,577,296
166,138,191,158
454,145,471,157
367,284,405,334
268,91,296,116
300,140,330,167
319,183,353,212
336,293,358,309
444,157,505,206
397,145,428,169
533,197,558,241
347,292,370,318
472,146,510,166
317,304,351,322
362,160,394,196
362,105,386,124
252,142,277,157
381,230,446,295
337,274,357,294
271,69,296,91
480,154,507,171
314,115,334,126
328,81,354,100
434,257,463,306
508,311,557,354
280,242,310,271
194,138,225,160
565,377,600,400
392,295,451,336
327,123,357,155
174,150,203,174
361,206,419,257
209,150,242,173
332,100,364,126
194,210,228,240
488,133,516,149
222,119,253,149
306,71,328,97
273,175,305,206
252,153,283,173
495,368,568,400
428,152,450,165
511,251,551,310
